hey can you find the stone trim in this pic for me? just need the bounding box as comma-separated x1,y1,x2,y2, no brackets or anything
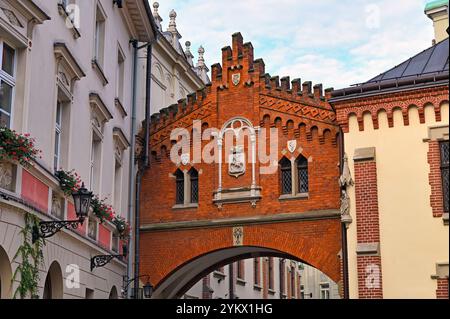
431,262,449,280
356,242,380,256
89,92,113,125
354,147,376,162
140,209,340,232
91,59,109,86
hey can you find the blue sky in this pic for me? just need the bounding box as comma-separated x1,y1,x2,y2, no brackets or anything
151,0,436,89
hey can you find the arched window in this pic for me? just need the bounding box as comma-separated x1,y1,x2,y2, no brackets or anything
175,169,184,205
189,168,199,204
279,157,292,195
296,155,308,193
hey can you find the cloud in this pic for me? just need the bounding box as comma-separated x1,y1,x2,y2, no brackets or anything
151,0,435,88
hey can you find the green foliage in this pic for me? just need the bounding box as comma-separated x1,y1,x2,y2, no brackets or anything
11,213,45,299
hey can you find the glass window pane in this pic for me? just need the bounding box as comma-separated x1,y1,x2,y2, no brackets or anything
0,81,13,113
2,43,15,76
56,102,62,127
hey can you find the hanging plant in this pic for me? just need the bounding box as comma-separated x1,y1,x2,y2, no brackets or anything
90,196,115,223
11,213,45,299
112,216,130,239
0,127,41,166
55,169,82,196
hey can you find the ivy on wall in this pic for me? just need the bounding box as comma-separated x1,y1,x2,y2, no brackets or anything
11,213,45,299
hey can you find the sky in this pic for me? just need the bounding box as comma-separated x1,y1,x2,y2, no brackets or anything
151,0,436,89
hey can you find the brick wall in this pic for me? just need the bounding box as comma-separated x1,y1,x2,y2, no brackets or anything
436,278,449,299
428,140,445,217
139,33,342,294
354,156,383,299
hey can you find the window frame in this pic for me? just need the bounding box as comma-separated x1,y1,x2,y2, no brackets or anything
320,283,330,299
175,169,184,205
279,157,292,195
0,39,17,128
253,258,261,286
189,168,199,204
93,3,106,67
54,102,62,172
296,155,309,194
268,257,274,290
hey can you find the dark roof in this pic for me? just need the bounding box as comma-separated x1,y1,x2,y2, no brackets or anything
330,38,449,101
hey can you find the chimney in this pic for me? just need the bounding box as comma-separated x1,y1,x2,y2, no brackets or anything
424,0,449,44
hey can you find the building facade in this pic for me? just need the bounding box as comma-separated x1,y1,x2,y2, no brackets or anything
139,32,343,299
136,2,209,125
185,258,339,299
0,0,155,299
330,5,449,298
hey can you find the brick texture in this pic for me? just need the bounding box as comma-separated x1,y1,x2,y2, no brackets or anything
354,160,383,299
139,33,342,293
428,140,445,217
436,278,449,299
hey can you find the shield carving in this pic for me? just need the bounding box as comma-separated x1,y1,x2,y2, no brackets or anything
287,140,297,153
232,73,241,86
228,146,245,178
180,153,190,165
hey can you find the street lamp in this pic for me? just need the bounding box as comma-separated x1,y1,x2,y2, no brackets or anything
32,183,93,243
122,275,153,299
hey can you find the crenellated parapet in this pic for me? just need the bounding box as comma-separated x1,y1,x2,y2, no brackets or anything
147,32,339,156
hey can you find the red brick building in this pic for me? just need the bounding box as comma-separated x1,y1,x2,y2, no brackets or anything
138,33,343,298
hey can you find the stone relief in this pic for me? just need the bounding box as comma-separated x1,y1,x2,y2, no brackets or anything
228,146,245,178
0,162,15,192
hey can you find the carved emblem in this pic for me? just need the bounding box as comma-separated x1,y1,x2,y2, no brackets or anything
228,146,245,178
0,162,14,190
0,8,23,28
180,153,190,165
233,227,243,246
232,73,241,86
287,140,297,153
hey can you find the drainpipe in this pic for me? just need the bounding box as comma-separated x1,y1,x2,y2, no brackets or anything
133,42,154,298
126,39,139,299
339,127,350,299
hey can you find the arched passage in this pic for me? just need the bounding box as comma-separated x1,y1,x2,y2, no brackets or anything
141,217,342,299
42,261,64,299
0,245,12,299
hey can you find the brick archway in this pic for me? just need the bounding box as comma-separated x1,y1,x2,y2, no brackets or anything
140,214,342,299
139,33,343,299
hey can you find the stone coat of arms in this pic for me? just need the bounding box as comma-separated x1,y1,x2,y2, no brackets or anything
228,146,245,178
232,73,241,86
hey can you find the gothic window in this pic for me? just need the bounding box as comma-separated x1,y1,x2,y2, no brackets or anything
440,141,449,212
279,157,292,195
175,169,184,205
297,155,309,194
189,168,198,204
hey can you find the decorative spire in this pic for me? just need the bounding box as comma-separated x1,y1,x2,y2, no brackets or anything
167,9,182,50
197,46,205,67
152,2,163,30
184,41,194,67
168,9,177,34
196,46,210,84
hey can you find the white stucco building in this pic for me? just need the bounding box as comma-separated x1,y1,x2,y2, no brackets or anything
0,0,156,299
185,258,339,299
